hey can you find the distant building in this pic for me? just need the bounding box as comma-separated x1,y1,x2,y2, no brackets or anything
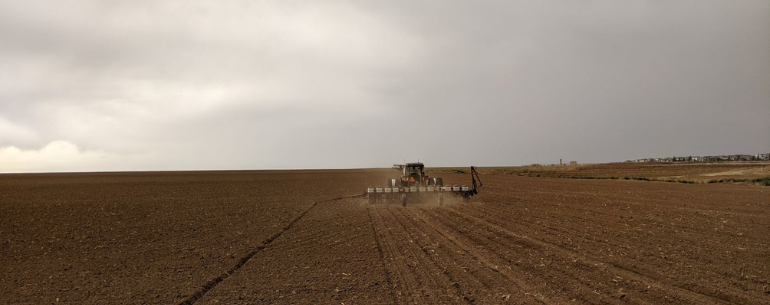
738,155,754,161
627,153,767,163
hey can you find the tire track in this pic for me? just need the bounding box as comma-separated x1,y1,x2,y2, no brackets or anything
411,206,550,304
445,206,731,304
367,205,398,304
472,199,710,254
431,206,620,304
389,207,483,304
179,194,363,305
370,205,466,304
371,205,442,303
369,205,425,303
460,202,738,302
443,206,662,303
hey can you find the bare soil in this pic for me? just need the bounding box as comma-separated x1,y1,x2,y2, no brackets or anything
2,169,769,304
459,162,770,183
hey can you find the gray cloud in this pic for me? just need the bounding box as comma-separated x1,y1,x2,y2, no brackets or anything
1,0,768,172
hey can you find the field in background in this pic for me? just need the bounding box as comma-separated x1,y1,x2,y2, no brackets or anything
2,169,769,304
430,162,770,184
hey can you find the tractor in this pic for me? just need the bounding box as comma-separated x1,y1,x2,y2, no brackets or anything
367,162,482,206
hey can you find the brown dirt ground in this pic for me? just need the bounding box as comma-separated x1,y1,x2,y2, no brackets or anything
2,169,769,304
455,162,770,183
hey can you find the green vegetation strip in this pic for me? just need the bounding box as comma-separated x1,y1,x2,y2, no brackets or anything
707,177,770,186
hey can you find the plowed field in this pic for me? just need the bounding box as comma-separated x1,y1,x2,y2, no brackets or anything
2,170,769,304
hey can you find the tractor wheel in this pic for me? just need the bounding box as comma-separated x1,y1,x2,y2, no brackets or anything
435,178,444,187
401,194,407,207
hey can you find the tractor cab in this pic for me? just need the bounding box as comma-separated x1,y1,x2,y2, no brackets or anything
401,163,426,186
403,163,425,180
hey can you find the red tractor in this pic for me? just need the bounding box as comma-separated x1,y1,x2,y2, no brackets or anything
388,163,443,188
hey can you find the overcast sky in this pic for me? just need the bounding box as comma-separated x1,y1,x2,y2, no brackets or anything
1,1,768,173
